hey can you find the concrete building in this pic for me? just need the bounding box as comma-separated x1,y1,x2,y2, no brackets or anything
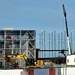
0,28,36,68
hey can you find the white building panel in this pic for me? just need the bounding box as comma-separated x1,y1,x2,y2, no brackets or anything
61,67,75,75
0,69,23,75
66,55,75,65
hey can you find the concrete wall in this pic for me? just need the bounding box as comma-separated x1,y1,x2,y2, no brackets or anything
0,69,23,75
61,67,75,75
66,55,75,65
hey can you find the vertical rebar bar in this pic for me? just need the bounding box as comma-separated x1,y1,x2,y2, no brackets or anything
58,33,60,56
44,31,46,58
39,33,41,50
42,32,43,58
61,32,63,50
54,31,56,57
39,33,42,58
49,33,50,57
52,32,53,58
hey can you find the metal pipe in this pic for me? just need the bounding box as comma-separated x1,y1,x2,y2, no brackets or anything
42,32,43,57
49,33,50,57
51,32,53,58
44,31,46,58
54,31,56,57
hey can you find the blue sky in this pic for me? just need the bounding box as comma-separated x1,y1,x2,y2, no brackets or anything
0,0,75,48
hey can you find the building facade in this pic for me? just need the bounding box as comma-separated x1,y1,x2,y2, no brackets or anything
0,28,36,68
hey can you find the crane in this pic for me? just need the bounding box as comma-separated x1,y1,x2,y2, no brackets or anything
62,0,72,55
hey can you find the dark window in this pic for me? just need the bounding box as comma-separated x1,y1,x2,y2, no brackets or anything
67,59,69,63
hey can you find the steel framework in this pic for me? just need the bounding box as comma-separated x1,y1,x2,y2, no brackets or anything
0,29,36,68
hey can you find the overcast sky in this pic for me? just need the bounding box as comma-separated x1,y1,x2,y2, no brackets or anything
0,0,75,48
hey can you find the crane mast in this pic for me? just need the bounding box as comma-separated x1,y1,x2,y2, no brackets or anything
62,0,72,55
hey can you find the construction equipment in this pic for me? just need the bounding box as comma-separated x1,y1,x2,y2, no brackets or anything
62,0,72,55
26,60,44,68
3,54,28,69
3,54,28,61
3,54,44,69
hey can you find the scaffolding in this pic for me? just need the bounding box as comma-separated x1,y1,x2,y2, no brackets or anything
0,29,36,68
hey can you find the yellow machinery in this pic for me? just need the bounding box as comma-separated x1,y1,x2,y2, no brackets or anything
36,60,44,67
3,54,44,68
3,54,28,68
3,54,27,61
3,54,16,65
26,60,44,68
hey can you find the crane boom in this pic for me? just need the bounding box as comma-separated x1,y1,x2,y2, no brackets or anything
62,0,72,55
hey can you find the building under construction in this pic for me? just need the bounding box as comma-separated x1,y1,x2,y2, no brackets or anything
0,28,69,69
0,28,36,68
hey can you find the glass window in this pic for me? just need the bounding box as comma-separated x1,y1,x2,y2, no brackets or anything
74,58,75,62
67,59,69,63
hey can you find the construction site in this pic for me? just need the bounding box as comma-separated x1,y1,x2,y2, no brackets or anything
0,27,68,68
0,28,67,75
0,27,74,69
0,0,75,75
0,28,75,75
